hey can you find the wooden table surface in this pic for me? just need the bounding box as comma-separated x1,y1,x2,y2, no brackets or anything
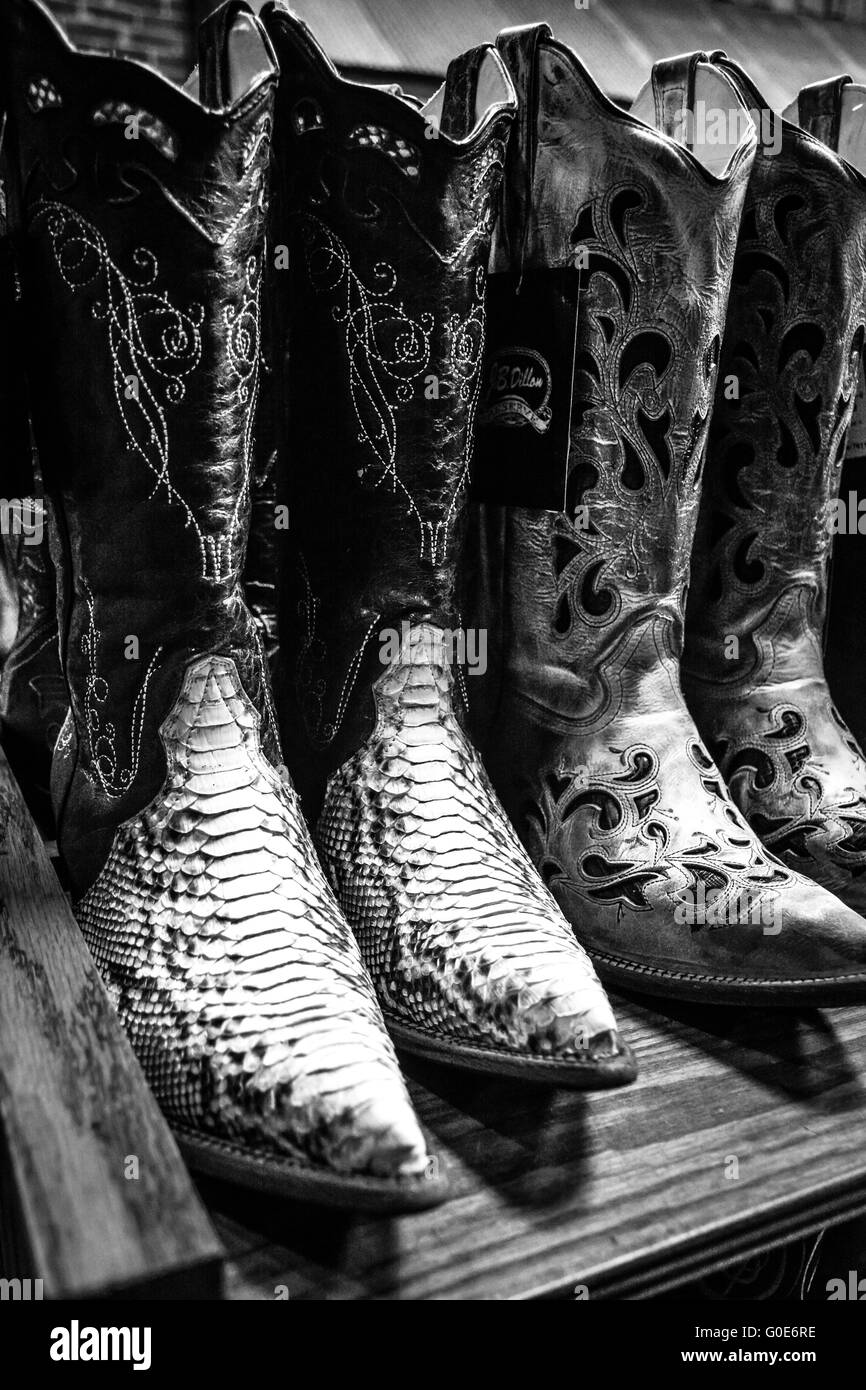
199,993,866,1300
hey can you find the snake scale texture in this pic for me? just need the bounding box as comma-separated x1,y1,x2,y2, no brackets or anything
317,625,633,1079
78,654,430,1179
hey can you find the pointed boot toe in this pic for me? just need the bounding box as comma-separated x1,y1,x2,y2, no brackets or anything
316,626,635,1088
81,656,445,1210
336,1087,434,1181
568,861,866,1007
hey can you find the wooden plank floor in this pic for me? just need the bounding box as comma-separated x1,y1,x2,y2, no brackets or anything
197,993,866,1300
7,737,866,1301
0,746,224,1299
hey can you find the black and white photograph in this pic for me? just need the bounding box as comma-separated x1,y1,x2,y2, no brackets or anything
2,0,866,1342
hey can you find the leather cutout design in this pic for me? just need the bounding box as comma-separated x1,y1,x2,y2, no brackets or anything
684,70,866,913
529,731,789,919
467,32,866,999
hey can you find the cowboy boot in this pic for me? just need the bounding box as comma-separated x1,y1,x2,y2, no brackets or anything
0,178,65,821
261,3,634,1086
466,26,866,1005
682,62,866,916
0,0,445,1209
787,82,866,772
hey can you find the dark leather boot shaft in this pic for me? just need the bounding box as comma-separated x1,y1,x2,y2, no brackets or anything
0,0,280,891
262,1,516,813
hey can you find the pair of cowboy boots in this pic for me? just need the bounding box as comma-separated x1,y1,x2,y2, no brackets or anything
467,25,866,1003
0,0,634,1210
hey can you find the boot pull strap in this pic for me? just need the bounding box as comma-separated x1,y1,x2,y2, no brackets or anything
495,22,552,278
439,46,488,140
651,51,709,149
198,0,271,109
796,75,852,151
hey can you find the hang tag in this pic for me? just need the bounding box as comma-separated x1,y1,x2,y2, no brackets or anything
472,268,577,509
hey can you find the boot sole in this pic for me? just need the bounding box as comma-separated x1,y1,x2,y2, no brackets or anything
591,951,866,1007
174,1126,450,1212
384,1014,638,1088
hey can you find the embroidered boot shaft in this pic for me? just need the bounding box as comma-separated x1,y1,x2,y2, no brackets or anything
0,0,444,1209
683,63,866,915
263,3,634,1086
466,27,866,1004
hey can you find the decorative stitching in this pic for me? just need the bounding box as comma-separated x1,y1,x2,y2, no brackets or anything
29,199,231,577
296,552,380,747
347,125,420,180
298,214,486,563
80,579,162,799
91,102,178,161
224,253,263,571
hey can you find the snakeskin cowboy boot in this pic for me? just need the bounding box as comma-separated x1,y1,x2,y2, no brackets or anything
786,83,866,786
262,4,634,1086
0,0,446,1209
466,26,866,1004
683,61,866,916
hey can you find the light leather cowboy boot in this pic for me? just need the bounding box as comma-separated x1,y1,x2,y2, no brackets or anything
816,81,866,758
262,3,634,1086
466,26,866,1004
0,0,445,1209
683,61,866,916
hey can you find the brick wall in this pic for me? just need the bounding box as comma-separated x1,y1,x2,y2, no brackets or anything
46,0,196,84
